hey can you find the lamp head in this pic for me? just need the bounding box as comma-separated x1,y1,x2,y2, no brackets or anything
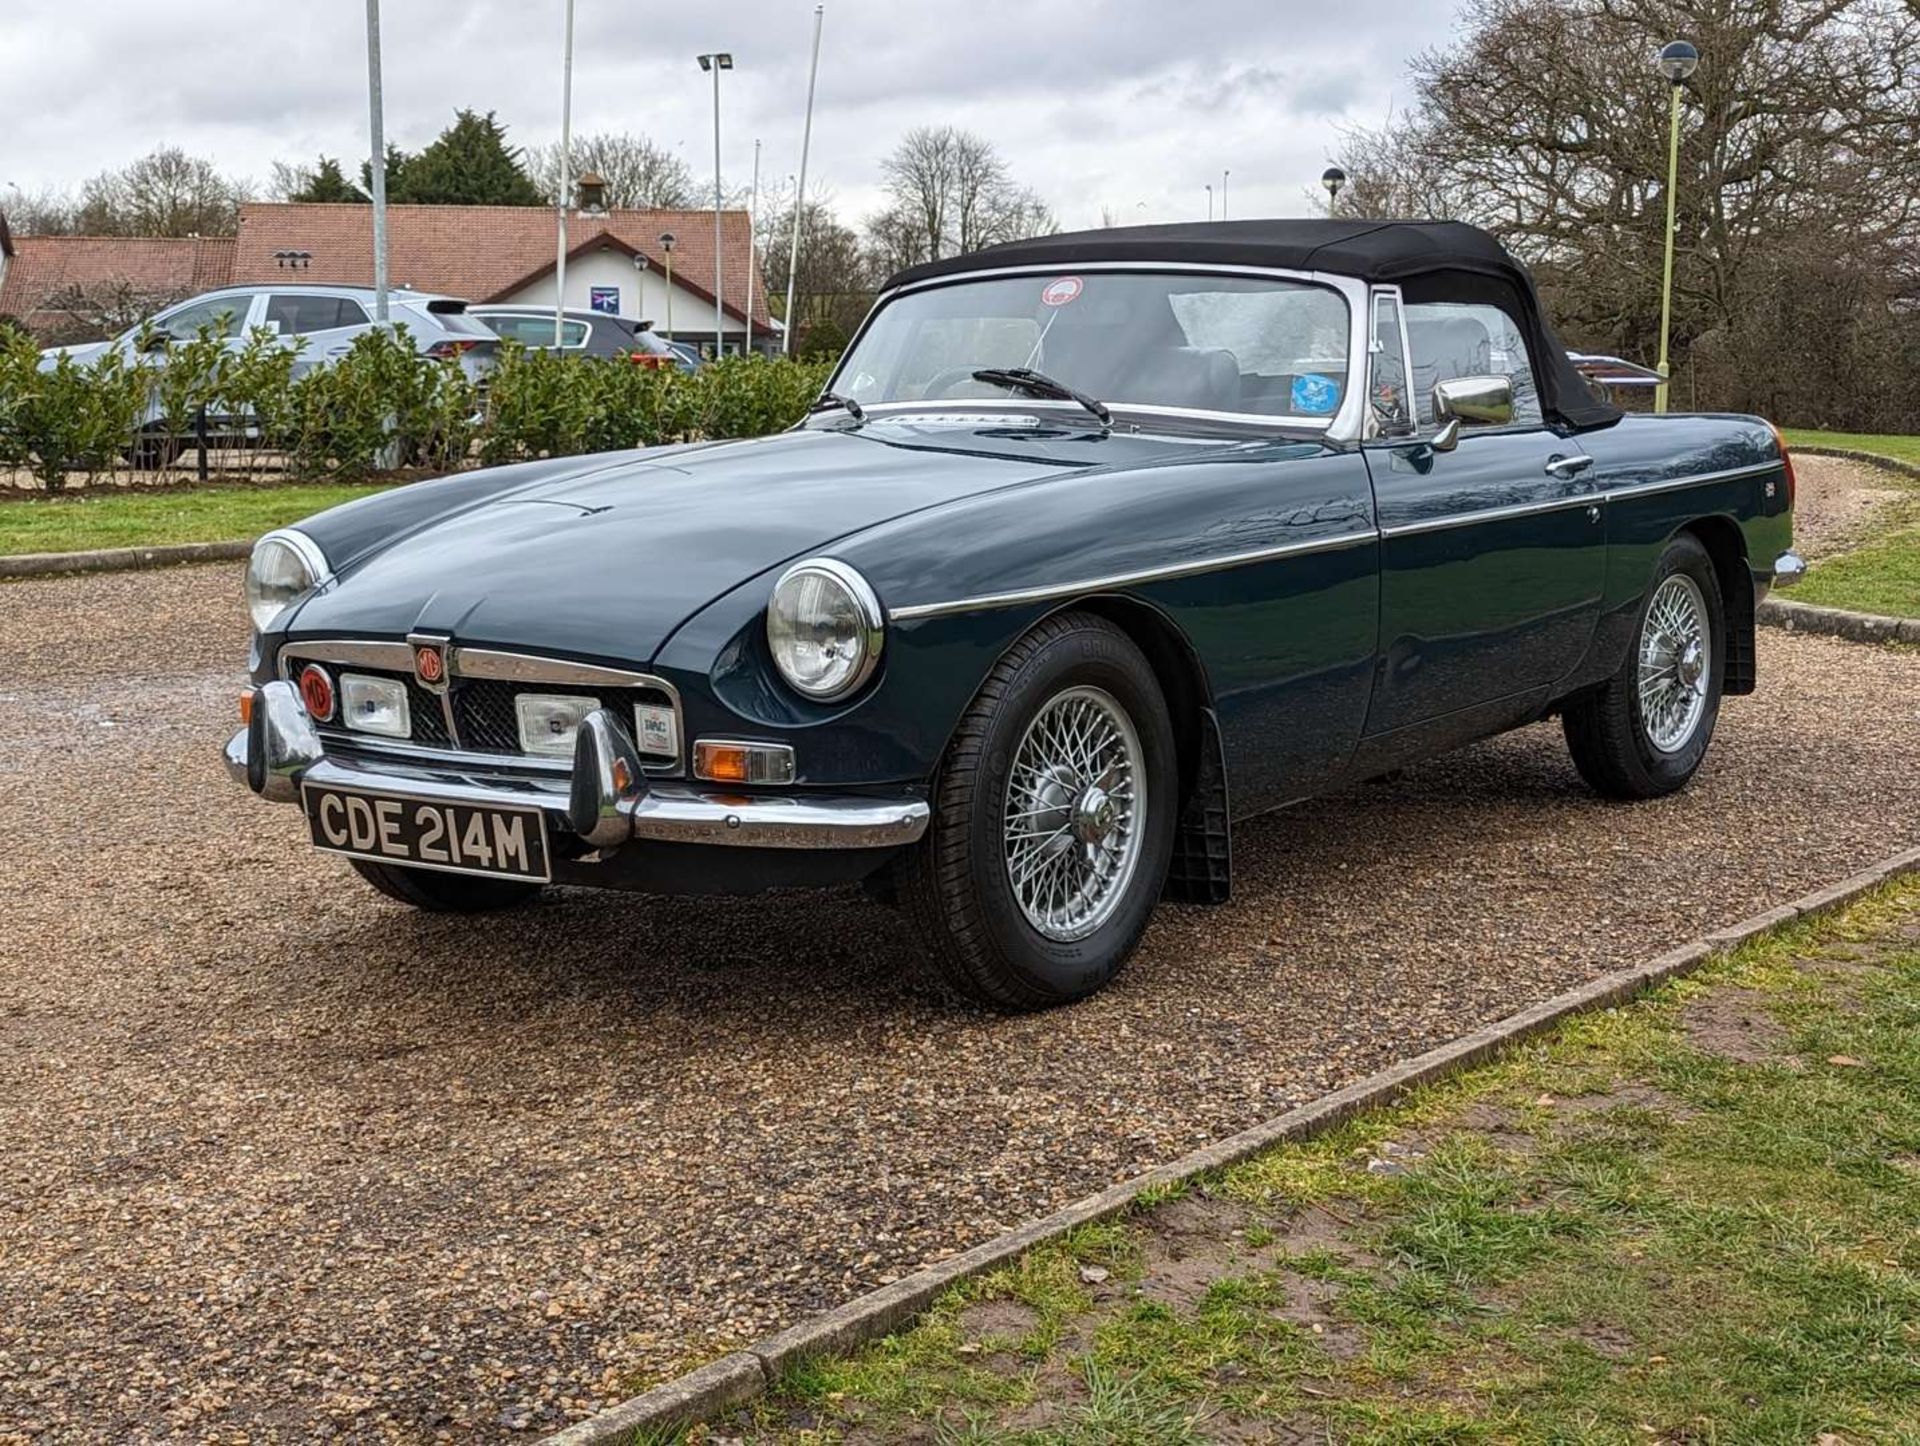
1657,40,1699,83
1321,166,1347,199
659,231,676,253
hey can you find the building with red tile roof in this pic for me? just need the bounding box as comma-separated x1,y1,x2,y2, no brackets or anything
233,202,771,352
0,232,234,342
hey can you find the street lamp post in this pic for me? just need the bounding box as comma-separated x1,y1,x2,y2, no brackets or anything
1204,183,1213,222
659,231,676,340
698,52,733,359
1653,39,1698,415
1221,169,1229,221
364,0,389,322
1321,166,1347,213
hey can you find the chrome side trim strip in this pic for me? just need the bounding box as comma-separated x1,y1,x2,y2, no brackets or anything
1374,460,1785,541
1602,460,1779,500
1380,490,1600,539
888,528,1377,622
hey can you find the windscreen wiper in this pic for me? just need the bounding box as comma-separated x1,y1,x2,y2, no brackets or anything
809,391,866,424
970,367,1111,426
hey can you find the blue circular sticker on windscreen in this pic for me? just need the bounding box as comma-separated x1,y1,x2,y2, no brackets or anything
1291,373,1341,415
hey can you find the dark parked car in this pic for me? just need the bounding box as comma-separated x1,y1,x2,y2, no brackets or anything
226,220,1803,1009
467,306,694,370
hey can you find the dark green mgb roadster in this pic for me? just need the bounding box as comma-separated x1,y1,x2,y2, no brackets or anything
227,220,1803,1008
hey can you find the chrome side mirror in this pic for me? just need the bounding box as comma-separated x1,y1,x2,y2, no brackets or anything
1432,374,1515,428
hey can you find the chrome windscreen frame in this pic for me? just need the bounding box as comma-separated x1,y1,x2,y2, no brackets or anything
822,262,1374,445
276,639,685,776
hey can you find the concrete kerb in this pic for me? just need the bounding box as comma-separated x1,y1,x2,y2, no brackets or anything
1758,597,1920,645
540,842,1920,1445
0,539,252,579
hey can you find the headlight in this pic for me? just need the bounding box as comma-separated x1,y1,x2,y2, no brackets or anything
766,557,884,701
245,529,327,633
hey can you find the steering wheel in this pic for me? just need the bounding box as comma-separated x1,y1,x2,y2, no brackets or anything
919,366,1006,399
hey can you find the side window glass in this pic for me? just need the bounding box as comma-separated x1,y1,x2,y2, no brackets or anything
1368,292,1411,435
267,294,359,336
161,296,247,340
1403,301,1542,427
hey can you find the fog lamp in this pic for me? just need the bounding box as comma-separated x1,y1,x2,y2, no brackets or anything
516,694,600,757
340,674,411,738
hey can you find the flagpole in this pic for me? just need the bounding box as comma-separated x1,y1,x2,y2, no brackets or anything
745,138,761,356
784,5,823,357
553,0,575,347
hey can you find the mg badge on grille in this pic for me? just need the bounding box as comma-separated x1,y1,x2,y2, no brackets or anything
408,634,451,693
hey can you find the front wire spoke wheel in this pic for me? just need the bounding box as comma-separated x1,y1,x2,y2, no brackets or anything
1003,685,1146,942
1637,573,1711,753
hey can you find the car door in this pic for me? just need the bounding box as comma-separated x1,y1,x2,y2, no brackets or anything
266,292,371,372
1360,290,1607,736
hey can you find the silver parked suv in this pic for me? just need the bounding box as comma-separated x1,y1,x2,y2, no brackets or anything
39,284,501,464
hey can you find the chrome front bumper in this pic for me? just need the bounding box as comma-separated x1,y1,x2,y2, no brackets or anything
1772,550,1807,588
224,680,928,851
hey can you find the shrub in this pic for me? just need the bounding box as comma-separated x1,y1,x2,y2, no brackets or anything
0,329,834,488
0,331,152,490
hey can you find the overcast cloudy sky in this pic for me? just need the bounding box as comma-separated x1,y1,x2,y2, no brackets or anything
1,0,1463,229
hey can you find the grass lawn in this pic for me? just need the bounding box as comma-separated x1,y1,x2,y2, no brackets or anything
0,483,386,557
719,879,1920,1444
1782,429,1920,470
1795,523,1920,618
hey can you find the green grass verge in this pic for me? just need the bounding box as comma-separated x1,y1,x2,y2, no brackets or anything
1794,524,1920,618
718,879,1920,1444
0,483,386,557
1781,429,1920,469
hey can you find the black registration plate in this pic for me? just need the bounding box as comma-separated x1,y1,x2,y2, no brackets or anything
303,785,551,883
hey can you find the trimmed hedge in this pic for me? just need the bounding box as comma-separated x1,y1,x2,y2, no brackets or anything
0,325,834,490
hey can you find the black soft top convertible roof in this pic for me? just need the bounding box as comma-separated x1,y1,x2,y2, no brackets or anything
886,219,1621,433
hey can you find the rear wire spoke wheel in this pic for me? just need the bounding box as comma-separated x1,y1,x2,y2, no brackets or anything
1564,532,1725,799
1637,574,1711,753
901,612,1178,1010
1003,686,1147,942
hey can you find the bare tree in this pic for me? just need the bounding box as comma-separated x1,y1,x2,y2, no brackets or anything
74,147,248,236
2,185,81,235
527,132,698,209
1331,0,1920,426
758,185,874,352
866,126,1055,269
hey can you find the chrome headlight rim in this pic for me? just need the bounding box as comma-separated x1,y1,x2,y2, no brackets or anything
246,528,331,634
766,556,886,702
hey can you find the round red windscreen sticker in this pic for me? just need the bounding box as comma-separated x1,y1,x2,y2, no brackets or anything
1040,276,1083,307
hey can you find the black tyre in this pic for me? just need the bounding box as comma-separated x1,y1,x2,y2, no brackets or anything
349,859,543,913
900,611,1178,1009
1563,532,1725,799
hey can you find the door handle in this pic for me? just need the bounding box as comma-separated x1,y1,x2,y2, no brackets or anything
1544,453,1595,480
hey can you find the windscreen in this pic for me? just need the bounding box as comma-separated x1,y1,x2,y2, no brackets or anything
835,271,1350,421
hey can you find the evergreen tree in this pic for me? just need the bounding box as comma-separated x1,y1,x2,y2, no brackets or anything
289,156,364,204
386,110,544,206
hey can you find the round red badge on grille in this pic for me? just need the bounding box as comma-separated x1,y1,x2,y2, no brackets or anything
298,663,335,721
414,645,444,683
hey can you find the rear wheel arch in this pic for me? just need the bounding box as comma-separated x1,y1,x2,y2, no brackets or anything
1678,515,1755,695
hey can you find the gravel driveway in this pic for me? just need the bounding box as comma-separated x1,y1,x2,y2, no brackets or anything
2,564,1916,1443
